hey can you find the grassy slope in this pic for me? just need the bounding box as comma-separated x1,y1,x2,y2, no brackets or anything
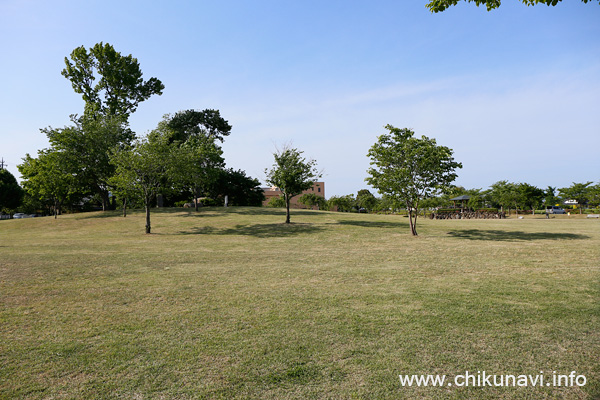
1,208,598,399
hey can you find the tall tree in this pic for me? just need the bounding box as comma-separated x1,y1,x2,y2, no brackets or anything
110,134,175,234
427,0,598,12
265,146,321,224
0,169,24,213
62,42,164,119
366,125,462,236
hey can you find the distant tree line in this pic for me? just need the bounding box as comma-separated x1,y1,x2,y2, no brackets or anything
305,181,600,217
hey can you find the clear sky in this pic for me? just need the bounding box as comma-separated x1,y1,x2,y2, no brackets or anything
1,0,599,197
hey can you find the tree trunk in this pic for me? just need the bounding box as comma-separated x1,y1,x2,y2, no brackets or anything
285,194,291,224
100,190,110,211
194,186,199,212
54,199,58,219
407,206,418,236
122,198,127,217
145,204,151,234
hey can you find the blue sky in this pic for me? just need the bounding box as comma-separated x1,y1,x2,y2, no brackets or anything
1,0,599,197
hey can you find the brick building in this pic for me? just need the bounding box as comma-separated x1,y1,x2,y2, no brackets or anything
261,182,325,209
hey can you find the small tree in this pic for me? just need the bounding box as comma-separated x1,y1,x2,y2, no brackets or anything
366,125,462,236
110,135,175,234
265,146,321,223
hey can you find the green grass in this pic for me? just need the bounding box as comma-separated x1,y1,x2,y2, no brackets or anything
1,208,599,399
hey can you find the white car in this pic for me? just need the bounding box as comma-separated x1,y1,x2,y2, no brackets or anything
546,206,566,214
12,213,26,219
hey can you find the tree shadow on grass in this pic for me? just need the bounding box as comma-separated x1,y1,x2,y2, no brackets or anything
335,220,404,229
447,229,590,242
179,223,324,238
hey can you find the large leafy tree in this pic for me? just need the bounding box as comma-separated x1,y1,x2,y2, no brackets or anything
489,180,519,214
559,182,593,214
43,114,133,210
62,42,164,119
18,150,84,218
110,134,176,234
544,186,561,207
516,183,544,214
209,169,265,207
366,125,462,236
156,111,229,211
0,168,24,213
265,146,321,224
427,0,598,12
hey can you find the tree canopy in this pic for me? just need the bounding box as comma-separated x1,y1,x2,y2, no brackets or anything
166,109,232,144
366,125,462,236
265,146,321,223
61,42,164,119
427,0,598,12
0,168,24,213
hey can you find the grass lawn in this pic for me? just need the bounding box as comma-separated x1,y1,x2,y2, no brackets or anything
1,208,598,399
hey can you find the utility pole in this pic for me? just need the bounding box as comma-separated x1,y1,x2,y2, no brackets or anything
0,158,6,169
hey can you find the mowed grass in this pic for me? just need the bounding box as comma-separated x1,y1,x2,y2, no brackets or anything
1,208,598,399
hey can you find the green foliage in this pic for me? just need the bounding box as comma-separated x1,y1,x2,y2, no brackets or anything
267,196,286,208
210,169,265,207
42,114,133,210
517,183,544,211
62,42,164,119
18,150,85,217
426,0,598,13
355,189,378,212
298,193,325,210
0,169,24,213
166,109,232,144
544,186,561,207
366,125,462,235
265,146,321,223
326,195,356,212
558,182,594,214
110,134,177,233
